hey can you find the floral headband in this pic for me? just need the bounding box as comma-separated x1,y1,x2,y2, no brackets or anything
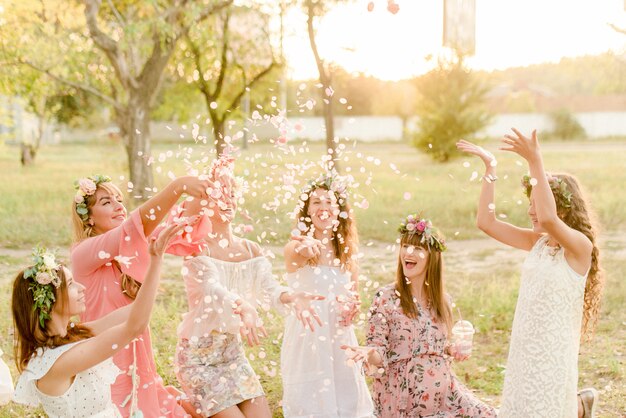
398,214,447,252
521,174,572,209
301,170,352,202
74,175,112,221
22,247,62,328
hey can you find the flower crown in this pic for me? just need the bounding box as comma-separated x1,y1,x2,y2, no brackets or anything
398,214,447,252
22,247,62,328
74,174,112,221
301,170,352,201
521,174,572,209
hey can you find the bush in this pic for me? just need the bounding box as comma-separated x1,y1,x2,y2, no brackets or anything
547,108,586,140
411,55,492,162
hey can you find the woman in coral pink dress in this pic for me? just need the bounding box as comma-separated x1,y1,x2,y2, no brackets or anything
70,174,211,417
344,214,496,418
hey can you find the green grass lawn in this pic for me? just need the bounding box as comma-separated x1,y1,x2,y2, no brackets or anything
0,139,624,417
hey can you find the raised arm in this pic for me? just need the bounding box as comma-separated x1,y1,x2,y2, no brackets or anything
138,176,212,237
457,140,540,251
500,129,592,272
44,222,185,384
284,235,323,272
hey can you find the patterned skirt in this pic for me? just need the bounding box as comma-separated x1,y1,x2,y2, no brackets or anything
175,332,264,416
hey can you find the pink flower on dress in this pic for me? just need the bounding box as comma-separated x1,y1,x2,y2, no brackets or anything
78,178,97,195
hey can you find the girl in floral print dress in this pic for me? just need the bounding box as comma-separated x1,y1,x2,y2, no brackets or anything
344,214,496,418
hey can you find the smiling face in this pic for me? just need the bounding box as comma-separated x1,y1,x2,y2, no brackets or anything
306,188,340,234
400,242,429,280
89,185,127,234
63,267,86,316
527,194,546,234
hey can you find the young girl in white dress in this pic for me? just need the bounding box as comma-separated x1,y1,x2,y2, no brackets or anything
170,156,323,418
280,173,374,418
11,222,186,418
457,129,603,418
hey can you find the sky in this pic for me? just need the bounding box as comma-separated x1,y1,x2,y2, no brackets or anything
282,0,626,81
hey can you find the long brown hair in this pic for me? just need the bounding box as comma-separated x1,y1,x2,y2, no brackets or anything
394,233,453,333
295,185,358,272
71,181,124,243
551,173,603,339
12,265,93,372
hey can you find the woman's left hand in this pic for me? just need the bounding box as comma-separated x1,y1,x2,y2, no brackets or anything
291,292,325,331
446,343,471,362
500,128,541,163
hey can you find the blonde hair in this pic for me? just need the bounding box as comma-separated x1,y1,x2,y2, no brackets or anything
395,233,453,334
72,182,124,243
551,173,604,340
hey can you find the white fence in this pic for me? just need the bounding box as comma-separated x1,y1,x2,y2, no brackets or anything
4,108,626,144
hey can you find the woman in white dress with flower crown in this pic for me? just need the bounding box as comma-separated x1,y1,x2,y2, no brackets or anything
458,129,604,418
11,222,186,418
280,174,374,418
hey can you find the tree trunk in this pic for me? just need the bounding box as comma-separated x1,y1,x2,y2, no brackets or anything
321,90,339,171
118,96,153,202
211,113,228,156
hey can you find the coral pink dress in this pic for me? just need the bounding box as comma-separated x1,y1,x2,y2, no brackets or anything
71,210,197,417
366,285,496,418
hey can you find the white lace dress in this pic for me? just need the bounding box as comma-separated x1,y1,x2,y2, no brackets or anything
14,341,121,418
500,236,588,418
280,265,374,418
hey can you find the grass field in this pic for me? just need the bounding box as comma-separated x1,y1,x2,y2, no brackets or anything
0,139,624,417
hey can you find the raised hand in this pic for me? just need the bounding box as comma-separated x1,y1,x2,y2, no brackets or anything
148,221,189,257
456,139,497,168
291,292,325,332
176,175,215,201
233,299,267,347
291,235,324,259
500,128,541,163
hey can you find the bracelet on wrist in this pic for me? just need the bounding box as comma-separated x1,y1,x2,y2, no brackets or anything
481,174,498,183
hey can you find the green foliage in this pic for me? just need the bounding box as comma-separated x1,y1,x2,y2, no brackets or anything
546,108,586,140
412,55,492,162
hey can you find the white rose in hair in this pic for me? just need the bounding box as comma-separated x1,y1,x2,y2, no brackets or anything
35,272,53,285
43,254,58,270
74,191,85,203
78,178,97,195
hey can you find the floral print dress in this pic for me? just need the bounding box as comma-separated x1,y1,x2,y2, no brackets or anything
366,285,496,418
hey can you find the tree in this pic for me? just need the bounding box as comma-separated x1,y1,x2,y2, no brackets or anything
179,3,280,155
412,53,492,162
3,0,232,199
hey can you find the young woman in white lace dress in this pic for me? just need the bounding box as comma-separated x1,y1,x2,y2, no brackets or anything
11,222,186,418
457,129,604,418
280,173,374,418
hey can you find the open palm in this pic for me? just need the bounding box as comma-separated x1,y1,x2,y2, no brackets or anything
456,140,496,167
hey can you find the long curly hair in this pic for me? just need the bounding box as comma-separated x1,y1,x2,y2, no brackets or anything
12,265,93,372
295,185,358,272
551,173,604,340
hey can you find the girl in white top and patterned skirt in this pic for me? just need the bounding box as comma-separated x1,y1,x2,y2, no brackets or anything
280,172,374,418
458,129,604,418
169,156,323,418
12,223,186,417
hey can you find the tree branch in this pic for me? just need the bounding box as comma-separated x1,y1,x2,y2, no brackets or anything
306,0,329,86
20,59,122,111
212,9,231,100
186,34,212,100
84,0,134,89
226,61,277,112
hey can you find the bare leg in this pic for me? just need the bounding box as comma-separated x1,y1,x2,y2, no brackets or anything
164,385,203,418
578,395,584,418
211,405,246,418
239,396,271,418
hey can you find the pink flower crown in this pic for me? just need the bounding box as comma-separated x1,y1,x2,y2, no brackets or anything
73,174,111,222
22,246,62,328
398,214,447,252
